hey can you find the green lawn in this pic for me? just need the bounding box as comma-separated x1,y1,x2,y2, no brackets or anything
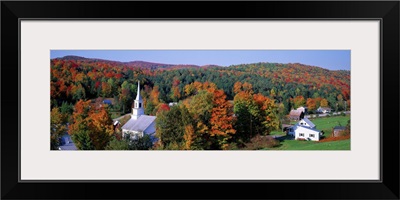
311,115,350,136
263,137,350,150
266,115,351,150
271,115,350,137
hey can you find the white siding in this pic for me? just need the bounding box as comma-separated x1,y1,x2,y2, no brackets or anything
294,127,320,141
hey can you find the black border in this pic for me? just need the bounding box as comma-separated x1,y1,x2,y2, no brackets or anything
2,1,399,199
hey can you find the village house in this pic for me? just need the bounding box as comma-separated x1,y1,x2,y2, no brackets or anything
121,81,157,141
316,106,332,114
287,118,323,141
168,102,178,107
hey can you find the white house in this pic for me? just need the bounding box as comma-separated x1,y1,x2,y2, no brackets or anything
316,106,331,114
297,118,316,128
121,81,157,141
287,118,322,141
168,102,178,107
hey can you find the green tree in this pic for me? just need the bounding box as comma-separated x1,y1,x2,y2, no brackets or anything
145,101,156,115
105,135,129,150
129,134,154,150
156,105,192,149
72,128,95,150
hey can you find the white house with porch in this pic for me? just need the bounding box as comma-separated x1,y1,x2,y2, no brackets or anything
287,118,322,141
121,81,157,141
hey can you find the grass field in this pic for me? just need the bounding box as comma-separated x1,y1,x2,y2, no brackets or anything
264,137,350,150
266,115,351,150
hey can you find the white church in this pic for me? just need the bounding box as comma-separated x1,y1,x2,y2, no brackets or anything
121,81,157,141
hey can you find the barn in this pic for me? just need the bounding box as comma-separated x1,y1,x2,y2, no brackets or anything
289,110,304,121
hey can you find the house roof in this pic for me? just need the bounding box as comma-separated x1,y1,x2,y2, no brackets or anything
103,99,112,104
301,118,316,128
121,115,156,132
58,134,77,150
289,110,303,117
295,125,321,133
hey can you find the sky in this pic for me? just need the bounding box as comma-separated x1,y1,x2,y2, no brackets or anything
50,50,351,70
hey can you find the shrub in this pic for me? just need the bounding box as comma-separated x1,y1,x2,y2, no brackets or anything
105,135,129,150
129,134,154,150
225,142,240,150
244,135,280,150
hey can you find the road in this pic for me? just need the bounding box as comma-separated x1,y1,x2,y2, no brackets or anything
305,111,350,118
113,113,131,122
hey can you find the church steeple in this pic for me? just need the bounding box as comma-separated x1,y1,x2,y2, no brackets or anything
136,81,142,101
132,81,144,120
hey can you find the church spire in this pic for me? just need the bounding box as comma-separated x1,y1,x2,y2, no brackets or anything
136,81,142,101
131,80,144,120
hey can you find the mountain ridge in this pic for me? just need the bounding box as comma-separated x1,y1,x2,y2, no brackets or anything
52,55,349,72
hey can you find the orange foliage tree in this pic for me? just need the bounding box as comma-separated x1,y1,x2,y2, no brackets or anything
210,89,236,149
69,100,114,150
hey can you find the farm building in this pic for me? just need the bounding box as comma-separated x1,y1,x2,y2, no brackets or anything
332,126,347,137
296,106,308,114
289,110,304,121
121,81,157,142
287,118,322,141
316,106,332,114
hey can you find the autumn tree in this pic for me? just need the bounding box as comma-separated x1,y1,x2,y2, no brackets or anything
306,98,317,112
50,107,67,150
69,100,114,150
233,91,279,145
87,105,114,149
292,96,305,109
233,81,242,94
320,98,329,107
210,89,236,149
185,90,214,149
261,96,280,134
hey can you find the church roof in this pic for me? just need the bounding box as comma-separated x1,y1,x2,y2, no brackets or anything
121,115,156,132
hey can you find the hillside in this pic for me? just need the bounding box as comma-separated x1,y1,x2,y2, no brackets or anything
50,56,350,113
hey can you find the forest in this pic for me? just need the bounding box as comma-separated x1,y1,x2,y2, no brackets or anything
50,56,350,150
